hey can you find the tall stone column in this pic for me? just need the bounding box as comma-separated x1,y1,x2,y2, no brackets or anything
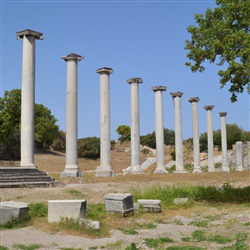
127,78,143,173
61,53,83,177
152,86,168,174
188,97,201,173
236,141,244,171
204,105,215,172
16,29,43,168
170,92,187,173
95,67,115,177
219,112,229,172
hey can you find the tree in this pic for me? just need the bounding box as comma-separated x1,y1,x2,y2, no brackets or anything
116,125,131,142
185,0,250,102
0,89,60,153
164,128,175,145
78,137,100,159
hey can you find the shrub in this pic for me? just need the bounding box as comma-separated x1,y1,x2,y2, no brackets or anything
78,137,100,159
28,203,48,218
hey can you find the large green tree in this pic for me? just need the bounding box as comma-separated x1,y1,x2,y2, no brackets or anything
185,0,250,102
116,125,131,143
0,89,60,149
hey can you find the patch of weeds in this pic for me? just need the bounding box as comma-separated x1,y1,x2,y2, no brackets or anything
121,229,138,235
181,237,192,242
88,247,98,250
208,234,232,244
141,222,157,229
242,222,250,226
0,246,9,250
58,217,107,237
191,219,209,227
166,247,205,250
125,243,139,250
60,248,83,250
0,216,30,229
173,219,184,225
28,203,48,218
12,243,42,250
103,240,123,249
185,163,194,173
66,189,85,198
191,230,206,242
144,237,174,248
86,203,106,222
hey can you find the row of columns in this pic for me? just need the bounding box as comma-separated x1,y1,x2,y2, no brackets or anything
17,29,249,177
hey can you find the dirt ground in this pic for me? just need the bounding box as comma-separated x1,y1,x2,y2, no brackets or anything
0,146,250,250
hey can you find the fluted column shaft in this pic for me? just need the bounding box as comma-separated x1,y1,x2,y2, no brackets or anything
61,53,83,177
189,97,201,173
95,67,115,177
17,29,43,168
204,105,215,172
171,92,187,173
219,112,229,172
127,78,143,172
152,86,168,173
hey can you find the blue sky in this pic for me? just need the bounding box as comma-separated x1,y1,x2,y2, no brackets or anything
1,0,249,141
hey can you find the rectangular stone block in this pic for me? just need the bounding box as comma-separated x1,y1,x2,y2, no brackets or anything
0,201,29,226
137,199,162,213
104,193,134,214
48,200,86,223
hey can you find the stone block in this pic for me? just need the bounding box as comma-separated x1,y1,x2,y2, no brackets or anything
81,219,100,230
0,201,29,226
48,200,86,223
137,199,162,213
104,193,134,214
173,198,189,205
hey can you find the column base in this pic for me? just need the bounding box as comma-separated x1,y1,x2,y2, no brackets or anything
153,167,168,174
173,170,188,174
192,168,202,173
60,165,83,178
220,166,230,172
20,163,37,169
236,166,244,171
95,169,116,177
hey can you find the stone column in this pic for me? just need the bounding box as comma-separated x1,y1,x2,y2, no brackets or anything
152,86,168,174
247,142,250,170
188,97,201,173
204,105,215,172
127,78,143,173
170,92,187,173
61,53,83,177
16,29,43,168
95,67,115,177
219,112,229,172
236,141,244,171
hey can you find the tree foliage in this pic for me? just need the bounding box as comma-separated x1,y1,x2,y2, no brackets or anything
185,0,250,102
0,89,61,159
78,137,100,159
140,128,175,149
199,123,249,151
116,125,131,142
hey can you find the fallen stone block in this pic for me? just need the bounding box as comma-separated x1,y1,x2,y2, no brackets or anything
0,201,29,226
104,193,134,214
173,198,189,205
48,200,86,223
137,199,162,213
81,219,100,230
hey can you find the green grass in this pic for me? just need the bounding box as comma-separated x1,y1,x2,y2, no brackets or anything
208,235,232,244
28,203,48,218
86,203,106,222
121,229,139,235
191,219,209,227
131,183,250,206
60,248,83,250
0,246,9,250
102,240,123,249
12,243,42,250
0,216,30,229
191,230,206,242
66,189,85,198
144,237,174,248
125,243,139,250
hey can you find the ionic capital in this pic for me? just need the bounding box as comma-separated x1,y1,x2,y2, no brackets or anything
16,29,44,40
61,53,84,62
219,112,227,117
204,105,215,111
127,78,143,84
152,86,167,92
96,67,114,75
170,91,183,98
188,97,200,103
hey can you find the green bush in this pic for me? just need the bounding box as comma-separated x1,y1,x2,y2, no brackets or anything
28,203,48,218
78,137,100,159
